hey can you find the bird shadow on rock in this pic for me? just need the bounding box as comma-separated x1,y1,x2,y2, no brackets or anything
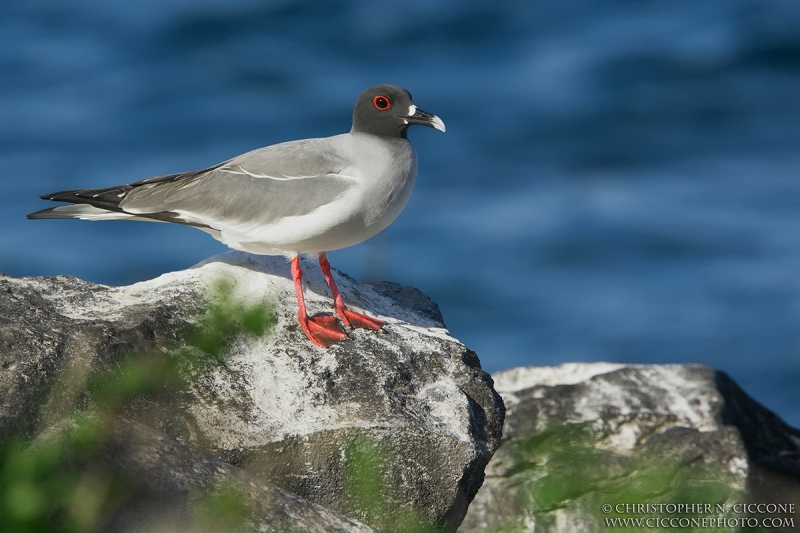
193,251,447,330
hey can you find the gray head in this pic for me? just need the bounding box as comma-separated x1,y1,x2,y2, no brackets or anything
351,84,445,138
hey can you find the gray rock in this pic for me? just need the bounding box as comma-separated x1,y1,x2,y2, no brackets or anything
459,363,800,533
0,251,504,532
30,415,372,533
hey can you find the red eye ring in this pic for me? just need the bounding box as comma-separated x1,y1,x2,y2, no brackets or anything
373,95,391,110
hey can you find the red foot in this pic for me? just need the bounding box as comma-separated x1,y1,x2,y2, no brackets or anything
338,307,385,331
301,315,348,348
318,252,385,332
292,255,349,348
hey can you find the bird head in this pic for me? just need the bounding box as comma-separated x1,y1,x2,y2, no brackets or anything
351,84,445,138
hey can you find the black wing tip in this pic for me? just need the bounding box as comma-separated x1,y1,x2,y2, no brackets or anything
39,190,73,201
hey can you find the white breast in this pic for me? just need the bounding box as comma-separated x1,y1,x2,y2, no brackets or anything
347,132,417,228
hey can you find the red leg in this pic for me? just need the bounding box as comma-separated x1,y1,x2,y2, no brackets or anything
291,255,347,347
318,252,384,331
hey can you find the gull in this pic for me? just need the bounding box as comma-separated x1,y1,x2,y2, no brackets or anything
28,84,445,347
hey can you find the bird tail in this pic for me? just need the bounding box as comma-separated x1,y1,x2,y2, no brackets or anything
27,204,155,222
28,169,218,227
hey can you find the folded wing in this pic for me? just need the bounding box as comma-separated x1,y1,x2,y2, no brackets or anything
28,137,356,229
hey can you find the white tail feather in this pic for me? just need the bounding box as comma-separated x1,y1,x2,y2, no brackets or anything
43,205,161,222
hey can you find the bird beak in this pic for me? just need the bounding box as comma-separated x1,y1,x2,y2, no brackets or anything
399,105,446,132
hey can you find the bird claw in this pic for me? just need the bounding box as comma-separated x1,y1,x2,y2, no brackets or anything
338,307,385,331
303,315,348,348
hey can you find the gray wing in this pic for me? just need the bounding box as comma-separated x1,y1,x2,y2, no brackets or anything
119,137,355,227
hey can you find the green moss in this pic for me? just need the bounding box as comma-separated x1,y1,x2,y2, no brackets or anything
344,436,439,533
488,423,742,533
186,278,277,364
194,482,253,532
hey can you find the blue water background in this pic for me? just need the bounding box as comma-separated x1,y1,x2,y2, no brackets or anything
2,1,800,425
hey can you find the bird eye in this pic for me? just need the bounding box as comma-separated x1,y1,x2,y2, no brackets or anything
373,95,391,110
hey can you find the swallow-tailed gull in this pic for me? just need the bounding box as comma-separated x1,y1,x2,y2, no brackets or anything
28,84,445,347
